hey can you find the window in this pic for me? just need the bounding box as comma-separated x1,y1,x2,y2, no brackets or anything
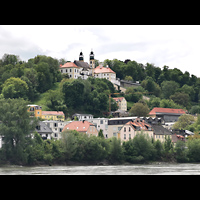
124,134,126,140
70,69,72,72
124,127,126,132
129,134,131,139
100,120,103,124
129,127,131,132
75,69,76,73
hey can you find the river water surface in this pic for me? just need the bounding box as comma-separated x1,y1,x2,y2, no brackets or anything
1,163,200,174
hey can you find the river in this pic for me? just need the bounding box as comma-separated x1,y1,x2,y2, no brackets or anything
0,163,200,174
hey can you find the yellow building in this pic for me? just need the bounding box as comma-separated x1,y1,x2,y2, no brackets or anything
41,111,65,121
112,97,127,111
59,62,81,79
27,104,42,118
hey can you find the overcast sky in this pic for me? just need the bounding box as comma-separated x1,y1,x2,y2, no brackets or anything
1,25,200,77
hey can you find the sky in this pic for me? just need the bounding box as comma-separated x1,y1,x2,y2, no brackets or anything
0,25,200,77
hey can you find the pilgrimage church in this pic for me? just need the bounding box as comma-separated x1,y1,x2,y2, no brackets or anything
59,50,117,83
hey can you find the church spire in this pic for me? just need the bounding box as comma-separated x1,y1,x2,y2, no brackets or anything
79,51,84,62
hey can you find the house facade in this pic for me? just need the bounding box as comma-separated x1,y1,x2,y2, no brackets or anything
62,120,98,136
113,97,127,111
94,65,116,82
41,111,65,121
87,118,109,138
27,104,42,118
119,118,153,142
59,62,81,79
107,117,138,138
72,113,93,121
43,120,69,140
35,121,53,140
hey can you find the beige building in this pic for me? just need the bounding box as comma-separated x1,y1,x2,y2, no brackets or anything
94,65,116,82
113,97,127,111
107,117,137,138
59,62,81,79
119,118,154,142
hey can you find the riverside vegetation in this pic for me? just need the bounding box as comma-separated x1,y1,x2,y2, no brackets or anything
0,98,200,166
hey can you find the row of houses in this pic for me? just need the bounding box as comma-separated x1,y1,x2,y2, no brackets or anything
27,105,65,121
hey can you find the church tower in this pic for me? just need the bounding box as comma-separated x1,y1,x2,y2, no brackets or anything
89,50,95,76
79,51,84,62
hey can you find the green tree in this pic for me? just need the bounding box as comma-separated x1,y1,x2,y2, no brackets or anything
163,136,174,161
34,62,53,93
175,140,188,163
2,77,29,99
1,54,20,66
170,92,190,108
108,137,124,164
190,105,200,115
129,102,150,117
173,114,195,130
98,129,104,138
161,80,179,99
187,139,200,162
0,98,37,164
159,99,183,109
62,79,84,108
123,133,156,163
61,130,78,161
153,140,164,161
124,75,133,82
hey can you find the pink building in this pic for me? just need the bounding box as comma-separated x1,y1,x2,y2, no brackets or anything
119,118,153,142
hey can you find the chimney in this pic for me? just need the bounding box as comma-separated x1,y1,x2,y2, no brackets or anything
83,120,85,123
106,65,109,68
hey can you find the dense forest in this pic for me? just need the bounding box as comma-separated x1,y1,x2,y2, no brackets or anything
1,53,200,117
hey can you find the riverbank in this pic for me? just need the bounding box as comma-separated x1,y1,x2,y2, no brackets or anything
1,163,200,175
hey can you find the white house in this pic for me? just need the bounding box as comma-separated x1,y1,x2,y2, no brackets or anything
43,120,69,140
72,113,94,121
87,118,109,138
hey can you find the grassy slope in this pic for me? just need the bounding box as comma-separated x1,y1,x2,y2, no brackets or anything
32,82,60,111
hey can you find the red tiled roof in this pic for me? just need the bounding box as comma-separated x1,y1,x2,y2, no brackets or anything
60,62,79,68
42,111,64,116
113,97,125,102
62,121,94,132
149,107,186,115
125,119,152,131
94,65,115,74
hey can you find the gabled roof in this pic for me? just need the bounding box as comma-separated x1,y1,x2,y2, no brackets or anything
42,111,64,116
62,121,95,132
125,119,152,131
74,60,90,69
149,107,186,115
60,62,79,68
113,97,125,102
36,121,52,134
94,65,115,74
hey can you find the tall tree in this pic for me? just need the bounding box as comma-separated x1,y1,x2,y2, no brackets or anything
0,98,37,164
2,77,29,99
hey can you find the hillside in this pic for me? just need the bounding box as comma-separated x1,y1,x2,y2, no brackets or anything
1,53,200,118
